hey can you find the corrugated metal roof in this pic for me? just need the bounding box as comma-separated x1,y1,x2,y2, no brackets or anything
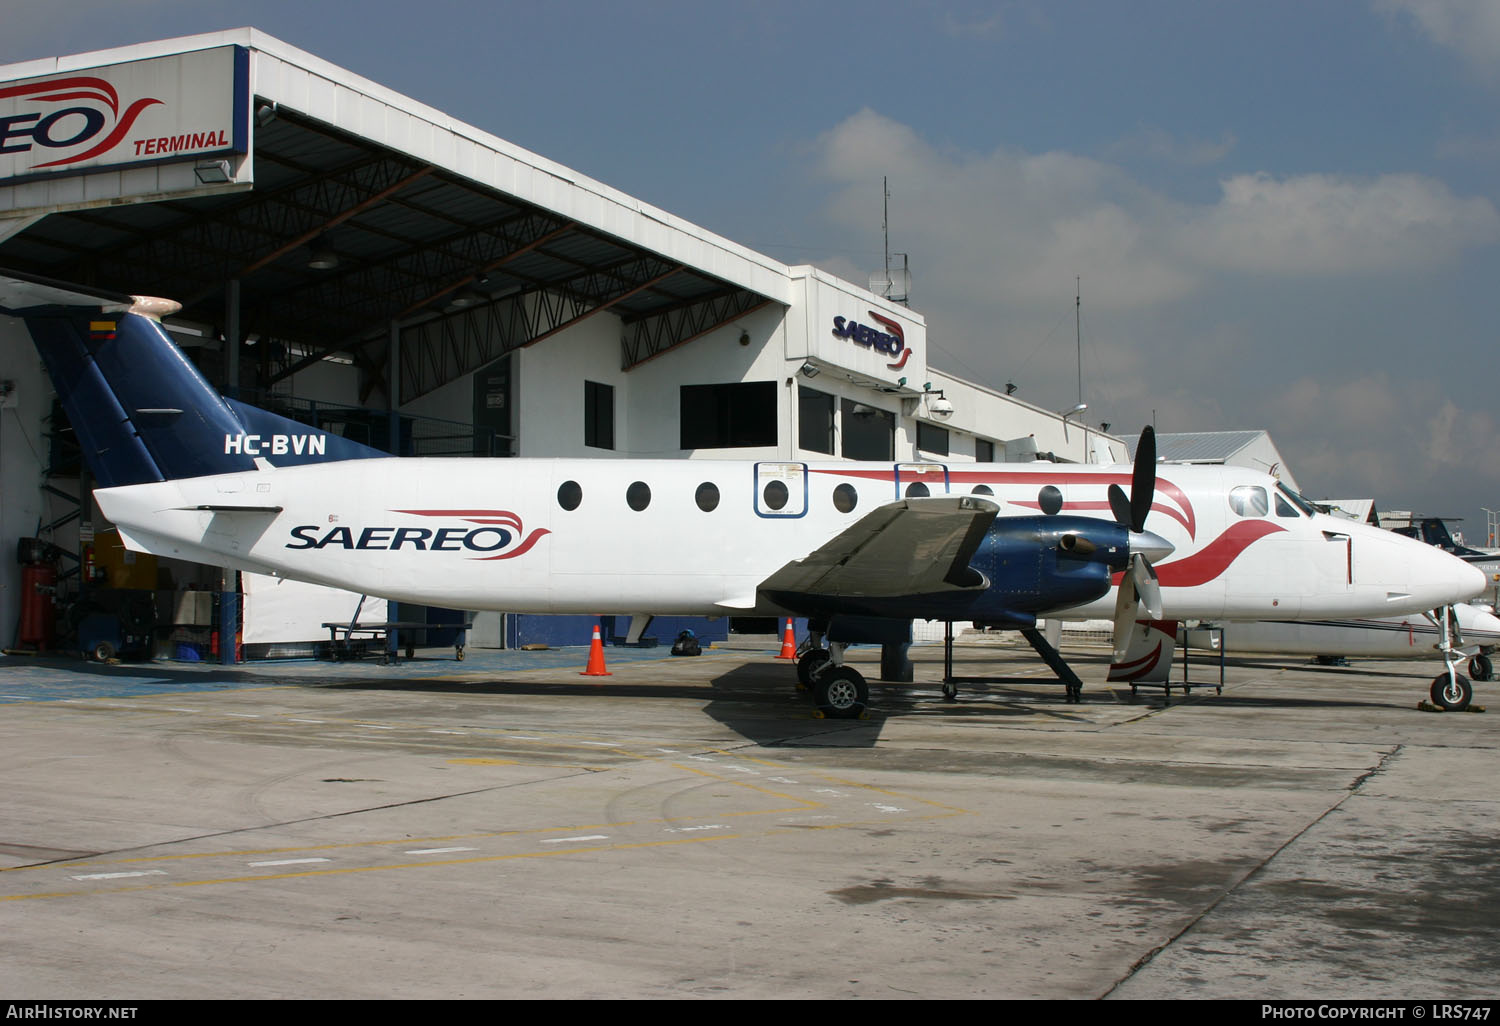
1126,430,1265,462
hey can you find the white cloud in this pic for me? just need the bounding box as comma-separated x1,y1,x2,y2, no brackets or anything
1185,172,1500,274
1377,0,1500,79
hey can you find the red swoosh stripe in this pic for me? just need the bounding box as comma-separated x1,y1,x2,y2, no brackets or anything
476,529,551,560
1117,520,1286,588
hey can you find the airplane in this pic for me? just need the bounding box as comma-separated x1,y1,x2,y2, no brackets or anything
1108,602,1500,711
2,268,1487,719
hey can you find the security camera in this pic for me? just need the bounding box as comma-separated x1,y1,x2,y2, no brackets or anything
928,396,954,421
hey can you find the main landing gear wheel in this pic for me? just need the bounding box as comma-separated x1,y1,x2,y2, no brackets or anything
1468,654,1493,682
813,665,869,719
796,649,831,690
942,681,958,702
1430,673,1473,712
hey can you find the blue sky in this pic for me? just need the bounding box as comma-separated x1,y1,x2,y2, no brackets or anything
8,1,1500,539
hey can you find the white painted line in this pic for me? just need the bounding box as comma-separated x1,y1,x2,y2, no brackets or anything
812,788,848,797
166,707,200,713
225,713,260,719
360,724,395,730
870,803,906,813
71,870,168,881
405,846,478,855
248,858,332,867
428,730,466,735
664,824,729,834
289,718,324,724
767,777,799,784
540,835,609,845
575,741,616,747
506,735,542,740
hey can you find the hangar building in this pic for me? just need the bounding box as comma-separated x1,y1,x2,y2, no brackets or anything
0,29,1123,655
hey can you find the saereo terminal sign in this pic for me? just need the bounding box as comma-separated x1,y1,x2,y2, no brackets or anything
0,46,247,185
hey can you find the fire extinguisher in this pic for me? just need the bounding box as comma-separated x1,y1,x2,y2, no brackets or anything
83,543,97,584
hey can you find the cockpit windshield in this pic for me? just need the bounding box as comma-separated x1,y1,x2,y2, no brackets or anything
1276,482,1318,517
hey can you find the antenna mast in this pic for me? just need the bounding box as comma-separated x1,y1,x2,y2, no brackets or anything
1075,276,1083,408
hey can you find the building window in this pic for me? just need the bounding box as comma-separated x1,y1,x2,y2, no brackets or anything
840,399,893,461
975,439,994,463
584,381,614,450
916,421,949,456
681,382,777,449
798,386,834,455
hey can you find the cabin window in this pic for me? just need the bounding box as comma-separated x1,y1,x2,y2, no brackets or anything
584,381,614,450
905,482,931,498
971,484,994,496
832,483,858,514
1229,485,1268,517
762,479,790,511
627,481,651,511
798,386,835,455
681,382,777,449
695,482,720,512
1275,492,1300,518
558,480,582,511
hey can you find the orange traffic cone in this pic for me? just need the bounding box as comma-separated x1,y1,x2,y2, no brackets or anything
776,618,798,659
581,623,612,676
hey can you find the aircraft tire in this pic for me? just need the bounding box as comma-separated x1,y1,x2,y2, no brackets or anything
813,666,868,719
797,649,831,689
1430,673,1473,712
1468,654,1493,682
92,641,115,663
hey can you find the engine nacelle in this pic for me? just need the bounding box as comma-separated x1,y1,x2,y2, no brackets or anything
965,515,1131,622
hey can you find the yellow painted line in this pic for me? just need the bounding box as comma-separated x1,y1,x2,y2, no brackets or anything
1,833,740,903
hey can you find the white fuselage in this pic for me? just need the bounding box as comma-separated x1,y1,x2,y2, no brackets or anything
1183,604,1500,660
95,457,1485,621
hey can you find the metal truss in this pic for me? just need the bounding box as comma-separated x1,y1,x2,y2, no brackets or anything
621,291,778,369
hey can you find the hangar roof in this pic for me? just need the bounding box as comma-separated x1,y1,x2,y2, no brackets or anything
0,29,790,401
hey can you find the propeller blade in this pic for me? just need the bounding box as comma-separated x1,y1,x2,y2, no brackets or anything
1130,425,1156,532
1131,553,1163,620
1111,568,1139,664
1107,483,1132,527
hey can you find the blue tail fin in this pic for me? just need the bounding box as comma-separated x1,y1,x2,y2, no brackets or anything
20,303,386,487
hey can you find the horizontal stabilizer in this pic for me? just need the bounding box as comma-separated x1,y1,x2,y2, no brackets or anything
759,495,999,601
175,505,285,514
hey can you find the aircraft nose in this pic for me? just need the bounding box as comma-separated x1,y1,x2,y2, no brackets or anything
1129,529,1175,564
1411,543,1487,605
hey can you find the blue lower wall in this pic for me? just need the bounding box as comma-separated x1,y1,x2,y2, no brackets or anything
506,614,733,649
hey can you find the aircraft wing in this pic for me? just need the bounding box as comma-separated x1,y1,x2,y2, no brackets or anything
759,495,999,599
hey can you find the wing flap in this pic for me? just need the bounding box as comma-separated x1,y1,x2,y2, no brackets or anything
760,495,999,600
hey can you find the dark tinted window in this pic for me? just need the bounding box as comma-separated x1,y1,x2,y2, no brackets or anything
627,481,651,511
905,482,930,497
840,399,893,461
833,483,858,513
584,381,614,450
558,480,582,511
799,386,835,454
762,479,789,511
695,482,720,512
681,382,777,449
916,421,949,456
